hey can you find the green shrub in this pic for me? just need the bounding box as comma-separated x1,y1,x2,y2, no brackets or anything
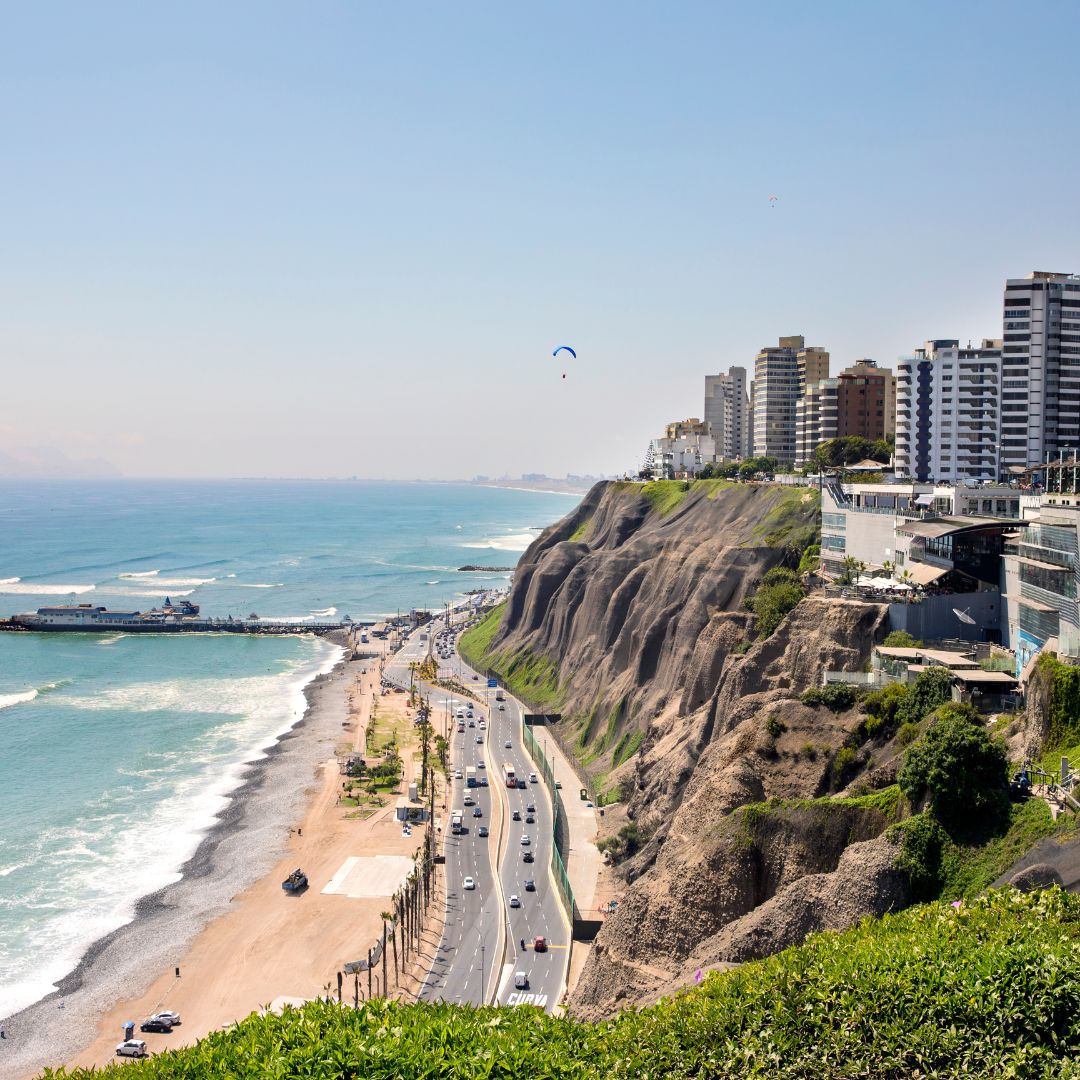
797,543,821,576
895,665,953,727
1036,653,1080,754
766,714,786,739
892,811,947,900
732,639,752,655
801,742,818,760
896,721,921,746
750,577,805,639
801,683,859,711
831,745,858,788
898,713,1009,825
882,629,923,648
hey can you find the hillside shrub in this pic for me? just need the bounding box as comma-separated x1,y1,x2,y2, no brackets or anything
896,721,921,747
750,573,806,639
892,811,947,901
830,745,858,788
766,714,786,739
883,629,923,648
1036,652,1080,754
801,683,858,711
895,665,953,727
861,681,908,734
797,543,820,576
898,712,1009,825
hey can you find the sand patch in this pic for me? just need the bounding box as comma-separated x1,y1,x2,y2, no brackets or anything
322,855,414,899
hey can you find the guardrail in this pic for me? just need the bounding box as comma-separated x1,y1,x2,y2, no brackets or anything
521,719,577,922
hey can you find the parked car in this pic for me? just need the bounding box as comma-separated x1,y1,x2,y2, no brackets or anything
463,877,476,890
150,1011,181,1027
116,1040,148,1059
140,1018,172,1034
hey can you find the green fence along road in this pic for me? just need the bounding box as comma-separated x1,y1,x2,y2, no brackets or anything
523,716,577,923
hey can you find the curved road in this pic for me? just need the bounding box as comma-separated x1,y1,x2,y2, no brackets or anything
384,616,568,1011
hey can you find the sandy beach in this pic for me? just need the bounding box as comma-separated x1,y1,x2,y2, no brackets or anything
5,642,444,1079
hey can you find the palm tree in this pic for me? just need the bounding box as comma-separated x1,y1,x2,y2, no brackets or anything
380,911,392,996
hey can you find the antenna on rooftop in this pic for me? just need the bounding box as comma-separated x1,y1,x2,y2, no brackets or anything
953,607,976,626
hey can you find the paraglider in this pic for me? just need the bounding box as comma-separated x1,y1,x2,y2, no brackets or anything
553,345,576,379
768,194,778,208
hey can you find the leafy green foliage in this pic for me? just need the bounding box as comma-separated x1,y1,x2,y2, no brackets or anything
765,714,786,739
1035,652,1080,756
49,891,1080,1080
892,811,948,900
895,665,953,728
801,683,859,711
810,435,892,471
568,517,592,542
898,712,1009,825
896,721,921,747
796,543,820,576
749,567,806,640
737,455,779,480
883,629,923,648
860,681,909,741
830,745,858,788
611,728,645,768
457,603,505,669
695,461,739,480
595,820,652,863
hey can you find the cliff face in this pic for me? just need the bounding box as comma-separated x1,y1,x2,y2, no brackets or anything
468,480,903,1014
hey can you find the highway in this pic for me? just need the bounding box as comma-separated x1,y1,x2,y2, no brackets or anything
383,613,569,1012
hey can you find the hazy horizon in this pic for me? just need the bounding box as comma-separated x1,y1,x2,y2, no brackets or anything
5,2,1080,479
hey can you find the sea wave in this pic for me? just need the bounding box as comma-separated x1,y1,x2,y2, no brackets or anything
118,570,160,579
0,689,38,710
460,531,537,552
0,581,97,595
235,583,285,589
310,607,337,618
107,588,195,598
118,571,214,587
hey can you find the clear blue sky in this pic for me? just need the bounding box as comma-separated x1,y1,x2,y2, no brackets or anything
3,1,1078,479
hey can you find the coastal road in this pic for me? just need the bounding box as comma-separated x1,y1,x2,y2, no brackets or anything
382,620,501,1007
384,613,568,1011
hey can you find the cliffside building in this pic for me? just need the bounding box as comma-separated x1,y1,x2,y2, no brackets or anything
752,336,829,463
894,339,1002,483
1001,271,1080,473
794,378,839,467
649,418,716,478
703,367,751,461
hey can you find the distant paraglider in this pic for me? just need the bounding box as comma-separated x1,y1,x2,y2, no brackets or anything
768,194,778,208
553,345,576,379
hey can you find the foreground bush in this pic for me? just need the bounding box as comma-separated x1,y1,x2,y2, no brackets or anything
45,890,1080,1080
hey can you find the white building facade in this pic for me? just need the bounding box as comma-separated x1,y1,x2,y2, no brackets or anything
703,367,751,460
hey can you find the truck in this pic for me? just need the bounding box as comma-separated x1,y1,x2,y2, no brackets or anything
466,766,477,788
451,812,463,835
282,868,308,893
495,688,505,701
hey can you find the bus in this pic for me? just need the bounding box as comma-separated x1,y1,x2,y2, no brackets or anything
502,762,516,788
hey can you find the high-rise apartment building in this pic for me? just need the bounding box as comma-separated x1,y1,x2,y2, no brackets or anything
752,336,829,462
1001,271,1080,471
703,367,751,460
895,339,1002,483
835,359,896,441
794,378,839,466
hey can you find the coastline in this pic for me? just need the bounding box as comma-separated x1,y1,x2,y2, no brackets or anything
3,644,352,1080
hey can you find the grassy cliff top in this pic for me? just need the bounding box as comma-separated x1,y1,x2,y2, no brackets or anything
44,888,1080,1080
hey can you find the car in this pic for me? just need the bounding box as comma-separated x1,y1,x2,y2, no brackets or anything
476,736,484,744
473,805,483,817
554,781,562,789
504,740,512,749
478,720,487,730
140,1018,172,1034
480,776,489,786
472,675,479,680
498,704,506,711
512,810,521,821
522,851,534,863
514,971,529,989
478,825,489,837
524,878,536,891
534,936,548,952
520,835,531,845
526,803,536,813
529,773,538,784
454,770,462,779
150,1011,181,1026
526,814,535,824
468,720,475,727
463,877,476,890
477,759,486,769
463,793,474,806
116,1040,148,1058
509,894,521,908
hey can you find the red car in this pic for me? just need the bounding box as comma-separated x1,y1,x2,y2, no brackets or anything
533,936,547,952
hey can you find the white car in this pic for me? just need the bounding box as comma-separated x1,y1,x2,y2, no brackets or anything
477,759,486,769
498,704,506,711
509,894,521,908
151,1011,181,1026
504,740,512,749
520,835,531,846
454,770,463,779
116,1040,148,1059
463,876,476,890
514,970,529,989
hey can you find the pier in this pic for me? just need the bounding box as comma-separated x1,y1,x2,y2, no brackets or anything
0,617,364,636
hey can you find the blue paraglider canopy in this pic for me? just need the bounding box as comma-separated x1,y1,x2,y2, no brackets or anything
552,345,577,359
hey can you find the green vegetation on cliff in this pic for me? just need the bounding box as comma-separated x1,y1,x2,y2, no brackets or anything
1035,652,1080,760
45,889,1080,1080
640,478,692,515
459,603,564,711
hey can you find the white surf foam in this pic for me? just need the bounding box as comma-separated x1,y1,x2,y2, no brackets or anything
0,581,96,595
461,531,537,552
235,583,284,589
310,607,337,618
107,588,195,598
0,689,38,710
118,570,160,579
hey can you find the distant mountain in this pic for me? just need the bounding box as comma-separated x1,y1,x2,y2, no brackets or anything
0,446,123,479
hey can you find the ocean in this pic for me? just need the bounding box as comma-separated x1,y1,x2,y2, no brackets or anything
0,480,579,1021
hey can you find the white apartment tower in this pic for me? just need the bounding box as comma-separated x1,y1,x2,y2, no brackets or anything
752,336,829,462
894,339,1002,483
703,367,751,460
1001,271,1080,471
794,378,839,467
